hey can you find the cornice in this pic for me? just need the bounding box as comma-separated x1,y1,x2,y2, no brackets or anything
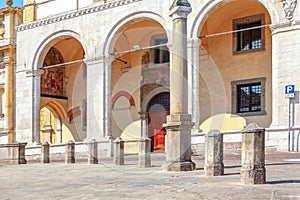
16,0,142,32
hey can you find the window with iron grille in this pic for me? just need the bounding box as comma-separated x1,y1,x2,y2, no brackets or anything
237,83,261,113
151,34,169,64
231,77,266,116
233,14,265,54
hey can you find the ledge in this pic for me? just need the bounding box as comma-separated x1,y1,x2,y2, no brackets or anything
16,0,143,32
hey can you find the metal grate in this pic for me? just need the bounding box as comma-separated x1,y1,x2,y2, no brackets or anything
237,21,262,51
237,83,261,113
147,92,170,113
154,38,169,64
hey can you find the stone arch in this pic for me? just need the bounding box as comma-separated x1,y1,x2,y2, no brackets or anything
32,30,87,70
141,87,169,112
190,0,280,39
102,11,169,56
112,91,135,109
41,101,67,120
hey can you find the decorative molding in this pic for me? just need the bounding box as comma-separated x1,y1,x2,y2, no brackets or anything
16,0,143,32
67,106,81,123
282,0,297,20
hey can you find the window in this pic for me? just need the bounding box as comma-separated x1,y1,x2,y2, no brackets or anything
151,34,169,64
233,14,265,54
237,83,261,113
231,78,266,116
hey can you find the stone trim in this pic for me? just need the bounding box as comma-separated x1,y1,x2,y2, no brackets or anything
16,0,143,32
231,77,266,117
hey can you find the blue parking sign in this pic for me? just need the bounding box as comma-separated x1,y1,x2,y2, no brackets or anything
285,85,295,98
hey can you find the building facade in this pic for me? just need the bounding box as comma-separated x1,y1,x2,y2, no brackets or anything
0,3,22,144
9,0,300,152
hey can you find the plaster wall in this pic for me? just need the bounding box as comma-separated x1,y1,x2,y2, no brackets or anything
198,4,272,131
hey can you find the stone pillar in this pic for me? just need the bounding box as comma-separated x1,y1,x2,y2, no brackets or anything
138,138,151,168
18,143,27,164
104,57,112,139
65,140,75,164
55,118,62,143
3,46,15,144
1,7,19,144
107,137,114,157
31,69,43,144
139,112,149,138
41,142,50,163
163,0,195,171
113,137,124,165
187,38,201,130
241,123,266,184
88,139,98,164
204,130,224,176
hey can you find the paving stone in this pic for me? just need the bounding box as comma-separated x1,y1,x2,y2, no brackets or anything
0,152,300,199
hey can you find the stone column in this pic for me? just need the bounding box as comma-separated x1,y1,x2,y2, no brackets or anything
163,0,195,171
65,140,75,164
3,46,15,144
113,137,124,165
204,130,224,176
241,123,266,184
107,137,114,157
41,142,50,163
187,38,200,131
103,57,113,139
85,58,104,141
55,118,62,143
139,112,149,138
30,69,43,144
18,143,27,164
88,139,98,164
138,138,151,168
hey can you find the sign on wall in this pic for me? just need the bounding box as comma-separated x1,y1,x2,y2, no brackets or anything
285,85,295,98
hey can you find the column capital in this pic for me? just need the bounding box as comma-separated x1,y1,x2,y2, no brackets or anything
169,4,192,20
139,111,149,119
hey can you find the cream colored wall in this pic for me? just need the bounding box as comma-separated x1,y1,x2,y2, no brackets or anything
199,1,272,131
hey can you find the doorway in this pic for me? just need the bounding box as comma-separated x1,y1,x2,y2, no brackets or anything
147,92,170,152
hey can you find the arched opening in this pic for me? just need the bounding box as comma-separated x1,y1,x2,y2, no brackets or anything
40,105,74,144
39,36,86,142
197,0,272,132
110,18,170,142
147,92,170,152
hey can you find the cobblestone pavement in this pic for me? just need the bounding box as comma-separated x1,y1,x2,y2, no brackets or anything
1,152,300,200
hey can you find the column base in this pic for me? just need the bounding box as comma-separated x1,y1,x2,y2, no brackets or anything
163,160,196,171
241,167,266,184
18,158,27,164
205,163,224,176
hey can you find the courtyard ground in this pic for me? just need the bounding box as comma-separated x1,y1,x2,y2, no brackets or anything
0,152,300,199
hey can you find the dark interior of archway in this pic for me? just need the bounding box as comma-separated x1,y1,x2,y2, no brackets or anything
147,92,170,152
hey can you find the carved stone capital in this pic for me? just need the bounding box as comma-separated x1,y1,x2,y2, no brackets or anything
283,0,297,21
